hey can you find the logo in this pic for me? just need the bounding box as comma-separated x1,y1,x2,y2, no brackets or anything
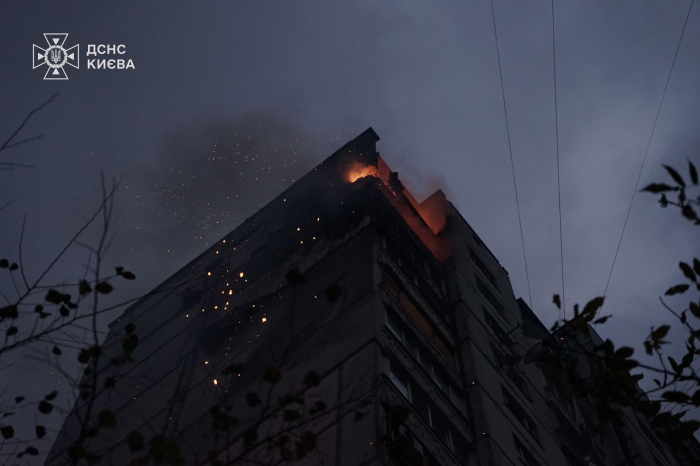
32,33,79,80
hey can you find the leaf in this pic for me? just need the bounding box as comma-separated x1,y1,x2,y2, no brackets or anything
148,435,183,465
125,323,136,334
326,283,342,302
283,409,301,422
222,363,243,376
664,164,685,187
682,204,697,222
0,259,7,268
614,347,634,360
243,429,258,448
44,390,58,401
651,325,670,341
581,297,605,319
6,326,17,336
45,289,65,304
691,302,700,319
36,425,46,439
0,305,18,319
21,446,39,457
52,346,62,355
665,284,689,296
245,393,261,407
682,352,694,368
663,391,690,404
295,431,317,459
95,282,113,294
552,294,561,309
14,397,24,404
309,400,327,414
668,356,681,375
38,401,53,414
593,315,612,325
1,425,14,439
121,271,136,280
680,262,697,282
263,367,281,384
79,280,92,295
285,268,307,285
694,258,700,277
303,371,321,387
689,160,698,185
642,183,675,193
122,334,139,356
115,266,124,275
9,263,18,271
98,410,117,428
59,305,69,317
78,348,91,364
127,432,145,452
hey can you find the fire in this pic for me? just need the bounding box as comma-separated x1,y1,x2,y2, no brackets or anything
347,157,451,261
346,162,379,183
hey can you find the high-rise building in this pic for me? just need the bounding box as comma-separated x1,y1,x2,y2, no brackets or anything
47,129,699,465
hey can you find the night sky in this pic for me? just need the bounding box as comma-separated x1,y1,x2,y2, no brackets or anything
1,1,700,462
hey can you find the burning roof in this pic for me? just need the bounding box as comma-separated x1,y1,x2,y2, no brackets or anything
341,130,451,261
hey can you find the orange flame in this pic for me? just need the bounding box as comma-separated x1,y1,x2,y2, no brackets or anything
344,157,451,261
346,162,379,183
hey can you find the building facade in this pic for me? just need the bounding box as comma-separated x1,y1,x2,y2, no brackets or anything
47,129,698,465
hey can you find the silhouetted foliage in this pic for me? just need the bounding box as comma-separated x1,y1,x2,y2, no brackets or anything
540,159,700,445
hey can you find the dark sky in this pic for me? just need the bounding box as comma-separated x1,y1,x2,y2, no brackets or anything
1,0,700,462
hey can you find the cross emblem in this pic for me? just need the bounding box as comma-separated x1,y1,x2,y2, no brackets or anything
32,33,79,80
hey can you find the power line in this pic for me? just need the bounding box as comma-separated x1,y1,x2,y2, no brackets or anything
551,0,565,319
490,0,533,309
602,0,695,303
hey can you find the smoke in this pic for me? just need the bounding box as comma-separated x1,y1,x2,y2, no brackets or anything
110,114,322,294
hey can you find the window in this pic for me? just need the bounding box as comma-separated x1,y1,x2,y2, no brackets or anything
503,386,539,441
389,360,410,400
386,312,403,340
432,366,449,393
513,435,541,466
470,247,498,289
383,270,454,365
484,308,514,350
430,408,454,451
492,346,530,399
386,309,457,404
477,276,504,314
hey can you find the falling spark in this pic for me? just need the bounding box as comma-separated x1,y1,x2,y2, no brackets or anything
239,272,244,278
262,317,267,323
213,379,218,385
